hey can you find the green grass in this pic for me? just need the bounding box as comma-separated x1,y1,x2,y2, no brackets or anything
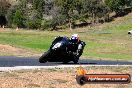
0,31,53,51
0,13,132,60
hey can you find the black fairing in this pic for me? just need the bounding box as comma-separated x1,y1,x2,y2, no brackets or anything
48,37,70,62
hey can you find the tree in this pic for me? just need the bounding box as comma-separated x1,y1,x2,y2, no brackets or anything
7,0,28,28
125,0,132,7
50,15,67,30
54,0,81,30
0,0,11,15
32,0,45,19
105,0,126,15
13,9,25,28
94,2,110,23
26,19,41,29
81,0,110,23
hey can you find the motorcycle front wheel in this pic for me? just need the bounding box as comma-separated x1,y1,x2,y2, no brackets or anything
39,50,50,63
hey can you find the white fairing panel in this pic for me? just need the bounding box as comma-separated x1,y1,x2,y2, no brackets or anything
78,44,82,49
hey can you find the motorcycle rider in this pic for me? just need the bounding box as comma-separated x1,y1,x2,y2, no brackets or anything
69,34,85,57
39,33,86,63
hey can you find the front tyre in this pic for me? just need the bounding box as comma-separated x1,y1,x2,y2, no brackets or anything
39,50,50,63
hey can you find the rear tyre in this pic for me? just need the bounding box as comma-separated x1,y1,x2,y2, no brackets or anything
62,61,70,64
39,50,50,63
73,57,79,64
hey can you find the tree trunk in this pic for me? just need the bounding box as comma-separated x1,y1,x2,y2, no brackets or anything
92,13,95,25
69,19,72,31
16,27,19,31
2,25,4,28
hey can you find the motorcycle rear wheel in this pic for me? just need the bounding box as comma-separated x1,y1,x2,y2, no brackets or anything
73,57,79,64
63,61,70,64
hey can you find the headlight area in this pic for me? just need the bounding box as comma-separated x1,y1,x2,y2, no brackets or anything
52,43,62,49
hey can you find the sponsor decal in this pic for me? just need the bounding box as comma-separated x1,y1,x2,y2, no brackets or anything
76,66,131,85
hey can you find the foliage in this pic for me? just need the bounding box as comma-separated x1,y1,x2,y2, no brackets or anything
81,0,110,22
105,0,126,14
32,0,45,18
41,20,52,30
12,9,25,28
41,15,67,30
3,0,132,29
0,0,10,15
54,0,84,29
125,0,132,7
6,5,17,27
50,15,67,30
26,19,42,29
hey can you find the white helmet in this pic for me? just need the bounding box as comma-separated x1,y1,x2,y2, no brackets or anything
71,34,79,43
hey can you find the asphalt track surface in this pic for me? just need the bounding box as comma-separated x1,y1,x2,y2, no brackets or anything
0,56,131,71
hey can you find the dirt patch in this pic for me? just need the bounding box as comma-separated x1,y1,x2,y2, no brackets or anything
0,44,40,57
0,67,131,88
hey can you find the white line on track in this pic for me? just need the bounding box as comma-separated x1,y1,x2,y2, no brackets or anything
0,65,132,71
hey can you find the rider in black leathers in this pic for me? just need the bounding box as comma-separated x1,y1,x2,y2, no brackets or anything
68,34,85,57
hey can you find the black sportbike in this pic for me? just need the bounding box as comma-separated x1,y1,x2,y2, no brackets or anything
39,36,86,64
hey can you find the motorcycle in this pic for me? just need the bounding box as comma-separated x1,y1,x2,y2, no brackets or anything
39,36,86,64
